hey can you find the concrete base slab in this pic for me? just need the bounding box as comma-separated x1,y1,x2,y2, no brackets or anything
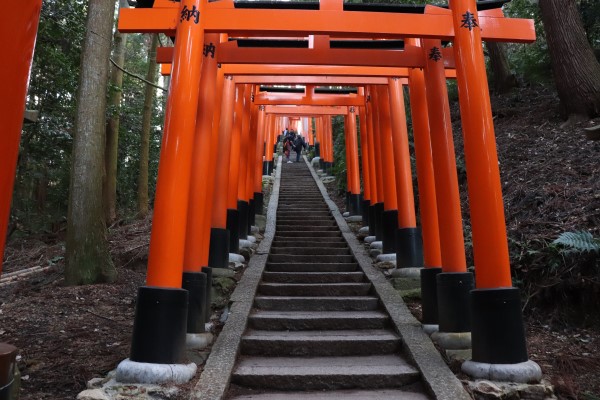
431,331,472,350
240,239,253,249
462,360,543,383
358,227,369,234
364,236,377,244
391,267,422,278
422,324,439,336
186,333,214,350
247,235,257,244
229,253,245,263
115,359,197,384
343,212,350,217
345,216,362,223
466,379,555,399
370,241,383,250
376,253,397,263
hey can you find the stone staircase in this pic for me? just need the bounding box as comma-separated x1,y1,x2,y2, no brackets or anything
228,162,430,399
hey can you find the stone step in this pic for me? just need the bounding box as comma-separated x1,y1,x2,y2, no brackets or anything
258,282,372,297
268,254,354,263
275,220,336,227
248,310,389,330
277,225,339,232
270,247,349,256
232,355,420,390
262,271,365,283
254,296,379,311
271,241,348,248
241,330,401,357
229,388,430,400
277,212,331,218
266,263,359,272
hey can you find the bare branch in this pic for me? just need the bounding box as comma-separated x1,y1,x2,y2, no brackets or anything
109,58,166,92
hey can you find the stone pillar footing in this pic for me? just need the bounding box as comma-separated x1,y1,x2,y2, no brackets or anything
116,359,197,384
186,332,214,350
462,360,542,383
422,324,439,336
431,331,472,350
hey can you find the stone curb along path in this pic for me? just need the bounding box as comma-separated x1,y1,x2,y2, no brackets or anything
191,155,471,399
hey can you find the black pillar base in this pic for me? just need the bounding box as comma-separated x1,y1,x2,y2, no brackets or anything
437,272,474,333
362,199,370,227
182,272,207,333
421,267,443,325
248,198,256,232
130,286,188,364
471,288,529,364
237,200,249,239
374,202,385,241
368,204,377,236
226,208,240,254
382,210,398,254
201,266,212,323
319,158,324,170
208,228,230,269
262,160,269,176
349,193,362,216
315,142,320,158
396,227,424,269
268,161,274,175
254,192,264,216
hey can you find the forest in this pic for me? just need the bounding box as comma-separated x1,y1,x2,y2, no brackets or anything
1,0,600,399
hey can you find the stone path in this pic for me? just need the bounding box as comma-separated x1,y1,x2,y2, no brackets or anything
228,162,431,399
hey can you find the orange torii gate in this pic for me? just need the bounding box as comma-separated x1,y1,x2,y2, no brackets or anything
114,0,539,383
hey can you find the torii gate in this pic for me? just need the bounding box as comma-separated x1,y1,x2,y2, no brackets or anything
114,0,539,383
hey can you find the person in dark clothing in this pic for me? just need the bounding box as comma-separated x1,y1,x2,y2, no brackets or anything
293,135,307,162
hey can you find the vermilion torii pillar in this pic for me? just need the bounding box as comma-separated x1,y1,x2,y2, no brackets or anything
358,101,371,228
128,0,205,367
388,77,423,270
344,107,361,216
226,85,245,255
237,85,252,241
375,85,399,255
450,0,540,380
365,89,380,239
406,39,443,329
1,2,42,273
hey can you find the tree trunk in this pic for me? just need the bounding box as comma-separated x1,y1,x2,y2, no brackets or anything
65,0,117,285
104,0,129,224
137,34,159,218
539,0,600,118
487,42,517,94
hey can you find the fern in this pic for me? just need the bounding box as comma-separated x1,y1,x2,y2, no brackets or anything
552,231,600,253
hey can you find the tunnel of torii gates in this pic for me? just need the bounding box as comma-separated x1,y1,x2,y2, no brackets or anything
2,0,540,384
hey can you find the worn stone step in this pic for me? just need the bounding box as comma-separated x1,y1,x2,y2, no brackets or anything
269,254,354,263
248,310,389,330
229,388,430,400
266,263,359,272
277,225,339,232
258,282,371,297
276,220,336,226
262,271,364,283
241,330,401,356
271,241,348,248
232,355,420,390
277,212,331,218
254,296,379,311
270,247,349,256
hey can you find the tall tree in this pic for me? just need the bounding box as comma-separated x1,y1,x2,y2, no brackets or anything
137,34,160,218
104,0,130,224
65,0,117,285
539,0,600,118
487,42,517,94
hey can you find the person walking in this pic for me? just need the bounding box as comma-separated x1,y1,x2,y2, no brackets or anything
293,134,307,162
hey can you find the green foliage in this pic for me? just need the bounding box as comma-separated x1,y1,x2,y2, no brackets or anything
553,231,600,253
